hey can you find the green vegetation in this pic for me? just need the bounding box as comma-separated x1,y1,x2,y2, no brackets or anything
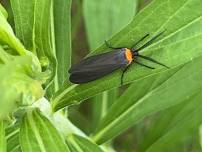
0,0,202,151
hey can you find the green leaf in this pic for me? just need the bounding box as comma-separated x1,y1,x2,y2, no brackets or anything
10,0,57,96
33,0,56,63
33,0,57,95
52,0,202,111
137,101,185,151
54,0,72,88
0,2,43,118
136,95,201,151
0,46,44,119
19,108,70,152
92,55,202,144
67,134,104,152
0,9,26,55
33,97,86,137
10,0,34,51
144,91,202,152
0,3,8,19
83,0,137,131
6,123,21,152
91,90,118,132
0,121,7,152
83,0,137,50
200,124,202,150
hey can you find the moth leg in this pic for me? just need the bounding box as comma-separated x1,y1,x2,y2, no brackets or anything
136,31,165,51
121,64,132,86
131,33,149,49
135,61,155,69
121,60,155,85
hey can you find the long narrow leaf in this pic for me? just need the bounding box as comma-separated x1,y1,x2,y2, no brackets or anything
0,3,8,18
67,134,104,152
6,123,21,152
83,0,137,131
83,0,137,50
20,108,70,152
10,0,57,97
92,55,202,144
10,0,34,51
53,0,202,111
33,0,57,96
145,91,202,152
54,0,72,88
0,121,6,152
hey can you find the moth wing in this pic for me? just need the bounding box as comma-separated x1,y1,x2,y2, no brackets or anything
69,50,128,83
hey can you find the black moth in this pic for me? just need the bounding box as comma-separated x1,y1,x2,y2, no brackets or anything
69,31,168,85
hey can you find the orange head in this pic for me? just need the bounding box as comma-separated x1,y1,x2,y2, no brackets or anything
124,48,133,64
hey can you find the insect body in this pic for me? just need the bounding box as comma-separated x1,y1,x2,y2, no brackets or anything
69,32,168,85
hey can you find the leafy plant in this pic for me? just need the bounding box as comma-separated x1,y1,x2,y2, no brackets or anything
0,0,202,151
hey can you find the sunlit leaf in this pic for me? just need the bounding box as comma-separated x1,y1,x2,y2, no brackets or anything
54,0,72,89
67,134,104,152
53,0,202,111
20,108,70,152
0,121,7,152
83,0,138,131
92,55,202,144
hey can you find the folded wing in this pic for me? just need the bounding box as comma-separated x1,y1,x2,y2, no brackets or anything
69,49,128,83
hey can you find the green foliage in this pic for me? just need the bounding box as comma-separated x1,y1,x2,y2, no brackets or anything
20,108,70,152
83,0,137,50
1,0,202,151
92,57,202,144
0,3,8,18
52,0,202,110
6,123,20,151
54,0,72,88
145,91,202,152
83,0,137,132
0,121,7,152
0,5,43,119
10,0,34,51
67,134,104,152
10,0,58,97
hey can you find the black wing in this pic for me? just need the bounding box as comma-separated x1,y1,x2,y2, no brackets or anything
69,49,128,84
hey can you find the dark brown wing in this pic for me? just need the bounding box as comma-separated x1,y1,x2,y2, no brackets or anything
69,49,129,84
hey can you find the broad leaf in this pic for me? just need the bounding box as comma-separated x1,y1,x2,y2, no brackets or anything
52,0,202,110
10,0,57,96
20,108,70,152
83,0,137,50
145,91,202,152
0,3,8,18
0,9,27,55
200,124,202,150
0,8,43,118
0,121,6,152
83,0,137,131
92,55,202,144
33,0,57,96
54,0,72,88
10,0,34,51
67,134,104,152
6,122,21,152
